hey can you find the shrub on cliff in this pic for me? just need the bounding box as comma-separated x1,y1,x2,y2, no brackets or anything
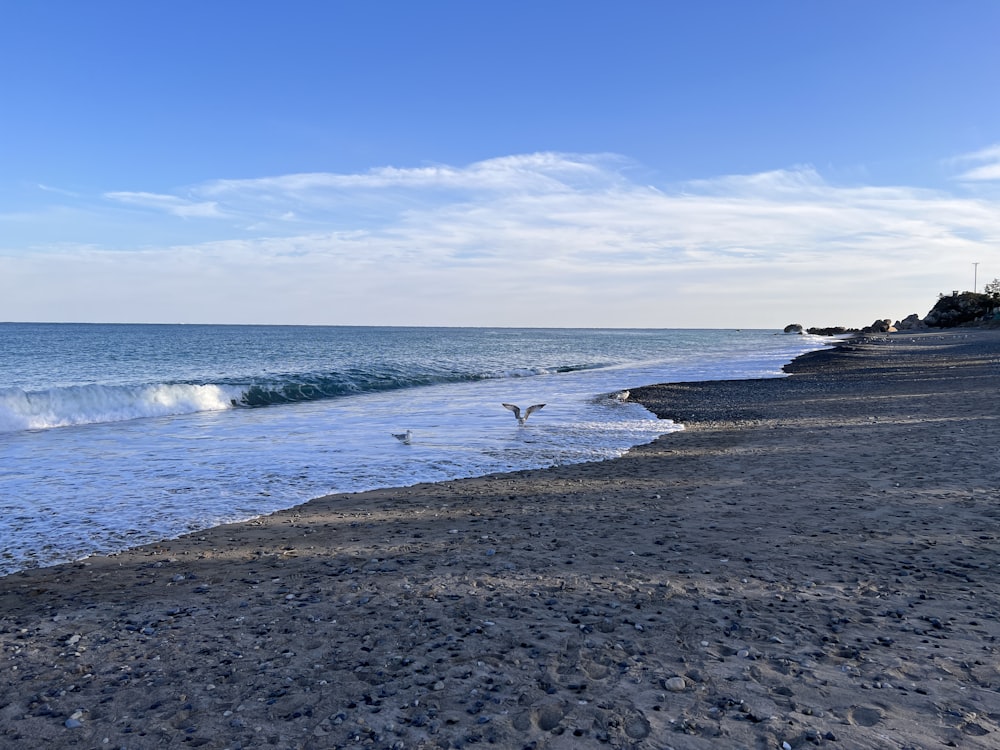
923,291,997,328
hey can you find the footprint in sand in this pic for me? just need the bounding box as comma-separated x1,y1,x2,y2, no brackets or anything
532,702,566,732
850,706,882,727
622,711,651,739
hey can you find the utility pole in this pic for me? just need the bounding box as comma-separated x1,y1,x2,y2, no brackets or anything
973,262,979,293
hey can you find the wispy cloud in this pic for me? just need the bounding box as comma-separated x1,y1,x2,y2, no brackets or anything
5,151,1000,327
199,152,627,197
950,144,1000,182
104,191,223,218
37,183,82,198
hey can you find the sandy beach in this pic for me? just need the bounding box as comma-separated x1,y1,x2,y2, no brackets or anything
1,328,999,750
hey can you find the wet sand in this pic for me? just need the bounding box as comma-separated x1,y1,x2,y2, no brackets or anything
1,329,999,749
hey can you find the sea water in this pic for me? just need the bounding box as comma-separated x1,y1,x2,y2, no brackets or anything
0,324,830,576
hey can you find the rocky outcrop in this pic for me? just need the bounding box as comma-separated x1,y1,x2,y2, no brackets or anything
806,326,857,336
923,292,998,328
794,290,1000,336
861,319,894,334
894,313,928,331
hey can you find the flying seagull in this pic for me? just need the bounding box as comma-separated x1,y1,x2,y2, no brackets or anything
392,429,412,444
502,403,545,425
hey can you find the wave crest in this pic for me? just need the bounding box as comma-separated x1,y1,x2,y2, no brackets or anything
0,383,239,432
2,362,608,432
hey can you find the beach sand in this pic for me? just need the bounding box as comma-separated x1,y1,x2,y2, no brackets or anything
1,329,999,749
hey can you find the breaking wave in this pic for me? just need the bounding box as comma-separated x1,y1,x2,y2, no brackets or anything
0,383,240,432
0,362,600,433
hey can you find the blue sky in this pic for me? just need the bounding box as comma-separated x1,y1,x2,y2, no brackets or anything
2,1,999,328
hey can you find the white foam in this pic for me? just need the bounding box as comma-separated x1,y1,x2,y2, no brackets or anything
0,383,240,432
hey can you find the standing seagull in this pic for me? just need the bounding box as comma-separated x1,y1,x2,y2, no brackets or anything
392,429,412,444
502,403,545,425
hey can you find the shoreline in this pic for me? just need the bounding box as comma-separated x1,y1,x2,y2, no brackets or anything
2,328,999,748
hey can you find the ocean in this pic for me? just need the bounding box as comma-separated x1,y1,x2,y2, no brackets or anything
0,323,830,576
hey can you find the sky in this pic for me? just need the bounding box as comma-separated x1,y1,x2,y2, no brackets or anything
2,1,999,329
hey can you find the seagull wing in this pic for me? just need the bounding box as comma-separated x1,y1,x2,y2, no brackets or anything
502,403,522,420
524,403,545,419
